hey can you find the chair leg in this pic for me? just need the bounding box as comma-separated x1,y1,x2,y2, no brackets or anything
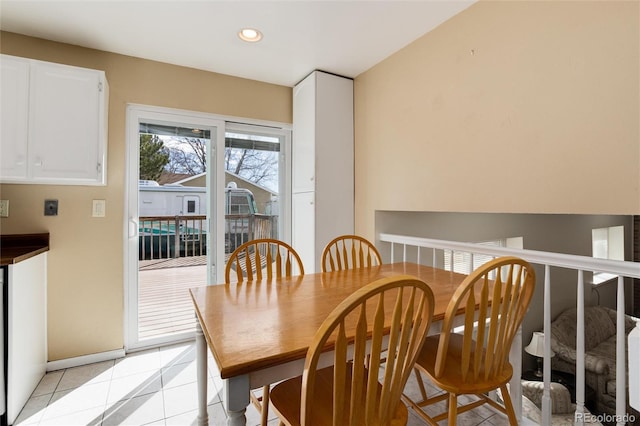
447,393,457,426
250,387,271,426
261,385,270,426
414,368,429,401
499,384,518,425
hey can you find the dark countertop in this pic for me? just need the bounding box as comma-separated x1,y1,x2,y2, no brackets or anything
0,233,50,266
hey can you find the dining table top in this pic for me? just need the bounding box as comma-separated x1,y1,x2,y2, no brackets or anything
189,262,469,380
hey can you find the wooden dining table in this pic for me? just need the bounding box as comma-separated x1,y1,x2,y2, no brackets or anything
189,262,524,426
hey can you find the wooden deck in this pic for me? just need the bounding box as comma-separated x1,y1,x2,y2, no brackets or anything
138,256,208,340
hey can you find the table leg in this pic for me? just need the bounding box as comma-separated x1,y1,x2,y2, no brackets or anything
196,322,209,426
224,374,250,426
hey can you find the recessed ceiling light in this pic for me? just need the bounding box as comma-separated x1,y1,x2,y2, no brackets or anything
238,28,263,43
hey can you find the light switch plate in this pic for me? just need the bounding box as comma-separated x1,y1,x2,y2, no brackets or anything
92,199,106,217
0,200,8,217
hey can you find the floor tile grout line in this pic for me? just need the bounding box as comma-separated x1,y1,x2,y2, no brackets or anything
19,341,512,426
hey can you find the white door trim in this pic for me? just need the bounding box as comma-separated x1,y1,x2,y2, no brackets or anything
124,105,225,351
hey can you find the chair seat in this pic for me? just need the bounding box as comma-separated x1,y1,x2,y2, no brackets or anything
270,365,409,426
416,334,513,395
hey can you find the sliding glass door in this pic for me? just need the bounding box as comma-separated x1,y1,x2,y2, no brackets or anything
125,105,290,350
126,106,225,350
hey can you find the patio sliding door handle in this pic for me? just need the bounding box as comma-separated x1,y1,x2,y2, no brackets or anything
129,218,139,239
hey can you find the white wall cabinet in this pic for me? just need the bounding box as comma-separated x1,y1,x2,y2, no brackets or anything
292,71,354,272
0,54,108,185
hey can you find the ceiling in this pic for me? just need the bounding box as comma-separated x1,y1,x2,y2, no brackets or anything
0,1,475,87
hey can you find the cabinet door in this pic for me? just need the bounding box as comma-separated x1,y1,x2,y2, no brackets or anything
292,191,315,272
292,73,316,193
29,61,106,183
7,253,47,425
0,56,30,180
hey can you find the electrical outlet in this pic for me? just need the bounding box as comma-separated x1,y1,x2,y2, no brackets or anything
0,200,8,217
44,199,58,216
92,199,106,217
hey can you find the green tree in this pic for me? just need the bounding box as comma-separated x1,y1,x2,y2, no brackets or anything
139,134,169,181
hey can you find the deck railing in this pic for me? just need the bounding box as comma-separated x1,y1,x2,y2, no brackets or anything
139,214,277,261
379,233,640,426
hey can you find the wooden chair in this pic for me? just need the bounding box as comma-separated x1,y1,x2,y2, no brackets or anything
225,238,304,426
225,238,304,284
404,256,536,425
270,275,435,426
321,234,382,272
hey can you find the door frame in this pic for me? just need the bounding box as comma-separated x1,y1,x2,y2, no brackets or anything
124,104,291,351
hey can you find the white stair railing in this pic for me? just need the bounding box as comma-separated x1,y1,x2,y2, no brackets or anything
379,233,640,426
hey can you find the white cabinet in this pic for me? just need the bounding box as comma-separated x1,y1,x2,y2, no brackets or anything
4,253,47,425
0,56,29,180
292,191,316,270
0,54,108,185
292,71,354,272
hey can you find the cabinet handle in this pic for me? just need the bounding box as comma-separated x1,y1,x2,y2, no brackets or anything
34,158,43,167
128,218,139,239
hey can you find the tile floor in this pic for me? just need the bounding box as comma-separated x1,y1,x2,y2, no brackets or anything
15,341,511,426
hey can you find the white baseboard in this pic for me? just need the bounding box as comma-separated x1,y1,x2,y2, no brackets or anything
47,348,126,372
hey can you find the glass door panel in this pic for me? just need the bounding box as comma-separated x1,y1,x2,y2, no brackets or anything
224,123,291,255
126,106,224,350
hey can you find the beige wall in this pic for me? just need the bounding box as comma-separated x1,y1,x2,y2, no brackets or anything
354,0,640,240
0,32,292,360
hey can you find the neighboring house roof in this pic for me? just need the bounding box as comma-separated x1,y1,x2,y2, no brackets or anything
175,171,278,196
158,171,194,185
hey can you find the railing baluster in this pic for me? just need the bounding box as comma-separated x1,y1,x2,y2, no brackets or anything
138,213,272,260
542,265,552,425
151,219,156,259
141,219,146,260
575,270,586,425
378,232,640,425
174,216,180,258
191,217,195,256
202,217,205,255
616,275,626,426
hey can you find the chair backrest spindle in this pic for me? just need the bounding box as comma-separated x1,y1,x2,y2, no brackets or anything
300,275,434,425
225,238,304,284
434,257,535,383
322,235,382,273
